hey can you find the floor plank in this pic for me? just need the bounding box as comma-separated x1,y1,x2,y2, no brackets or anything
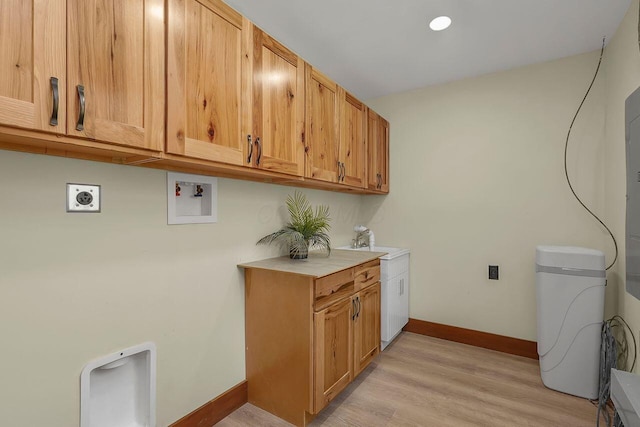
219,332,602,426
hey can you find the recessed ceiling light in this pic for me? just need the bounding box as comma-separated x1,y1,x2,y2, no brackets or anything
429,16,452,31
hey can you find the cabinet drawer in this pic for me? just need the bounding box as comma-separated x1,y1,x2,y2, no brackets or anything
380,254,409,281
354,260,380,292
314,268,354,311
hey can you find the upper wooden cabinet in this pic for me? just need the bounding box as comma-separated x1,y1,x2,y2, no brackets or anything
305,66,340,183
67,0,165,150
0,0,66,134
0,0,164,149
0,0,388,194
248,26,305,176
304,70,367,189
167,12,305,176
367,109,389,193
340,91,367,188
167,0,245,165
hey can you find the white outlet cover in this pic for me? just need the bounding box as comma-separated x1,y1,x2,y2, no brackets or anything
67,183,101,213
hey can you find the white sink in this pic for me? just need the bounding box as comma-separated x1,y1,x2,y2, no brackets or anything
336,245,410,260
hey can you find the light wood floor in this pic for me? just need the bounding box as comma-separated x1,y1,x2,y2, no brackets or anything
219,332,603,426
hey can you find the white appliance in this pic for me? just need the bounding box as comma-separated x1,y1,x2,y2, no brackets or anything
535,246,605,399
338,246,410,350
611,369,640,427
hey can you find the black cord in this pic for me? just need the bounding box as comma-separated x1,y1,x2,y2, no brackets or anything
563,37,619,271
609,314,638,371
596,315,638,427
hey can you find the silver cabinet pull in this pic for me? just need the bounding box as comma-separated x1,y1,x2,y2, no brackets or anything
247,135,254,163
49,77,59,126
76,85,85,131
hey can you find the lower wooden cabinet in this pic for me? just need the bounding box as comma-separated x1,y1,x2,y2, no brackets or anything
353,283,381,377
242,254,382,427
314,296,353,412
314,282,381,413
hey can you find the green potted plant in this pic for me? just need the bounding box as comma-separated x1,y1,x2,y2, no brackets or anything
257,192,331,259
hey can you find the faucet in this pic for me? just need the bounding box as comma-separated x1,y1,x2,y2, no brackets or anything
352,225,375,251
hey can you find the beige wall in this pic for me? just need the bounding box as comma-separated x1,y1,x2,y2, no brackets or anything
604,0,640,372
364,51,611,341
0,150,362,426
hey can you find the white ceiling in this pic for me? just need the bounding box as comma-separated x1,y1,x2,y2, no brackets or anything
223,0,632,100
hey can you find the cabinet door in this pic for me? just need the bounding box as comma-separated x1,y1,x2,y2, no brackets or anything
353,282,380,377
340,90,366,187
251,27,305,176
397,271,409,332
67,0,164,150
0,0,65,133
366,109,379,191
314,296,353,413
378,116,390,193
305,65,339,183
167,0,245,165
366,109,389,193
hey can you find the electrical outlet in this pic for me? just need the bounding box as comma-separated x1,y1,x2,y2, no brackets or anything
67,183,101,212
489,265,499,280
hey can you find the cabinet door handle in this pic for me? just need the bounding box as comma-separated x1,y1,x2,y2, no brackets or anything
341,163,346,181
76,85,85,131
246,135,254,164
49,77,59,126
256,137,262,166
352,298,357,320
356,296,361,319
337,160,342,181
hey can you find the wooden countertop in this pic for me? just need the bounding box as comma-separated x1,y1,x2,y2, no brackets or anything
238,249,387,278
